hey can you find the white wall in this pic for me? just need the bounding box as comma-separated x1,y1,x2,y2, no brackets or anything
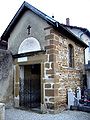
8,10,49,55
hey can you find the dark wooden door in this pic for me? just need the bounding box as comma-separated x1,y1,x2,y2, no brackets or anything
19,64,41,109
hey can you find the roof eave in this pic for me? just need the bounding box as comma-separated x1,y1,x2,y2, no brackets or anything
53,23,88,48
61,24,90,38
1,1,88,48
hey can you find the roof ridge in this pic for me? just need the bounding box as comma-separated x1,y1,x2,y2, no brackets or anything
1,1,88,48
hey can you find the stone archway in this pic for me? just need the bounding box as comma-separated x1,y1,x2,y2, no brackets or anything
14,37,42,109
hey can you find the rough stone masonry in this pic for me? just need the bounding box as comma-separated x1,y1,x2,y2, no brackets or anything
44,27,84,113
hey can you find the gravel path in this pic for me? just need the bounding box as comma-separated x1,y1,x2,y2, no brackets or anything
5,108,90,120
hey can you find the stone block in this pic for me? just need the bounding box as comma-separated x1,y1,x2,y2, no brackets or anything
45,63,50,68
45,84,51,88
45,89,54,96
15,87,19,97
50,40,59,45
50,29,60,36
45,34,54,40
53,84,60,89
45,89,58,96
46,69,54,74
55,35,59,40
47,49,59,54
49,97,54,102
49,54,56,62
45,45,56,50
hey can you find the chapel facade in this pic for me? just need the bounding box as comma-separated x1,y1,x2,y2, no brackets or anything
0,1,88,113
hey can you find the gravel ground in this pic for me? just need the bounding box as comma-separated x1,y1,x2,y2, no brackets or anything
5,108,90,120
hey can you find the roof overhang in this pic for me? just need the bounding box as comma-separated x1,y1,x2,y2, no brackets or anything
61,24,90,38
1,1,88,48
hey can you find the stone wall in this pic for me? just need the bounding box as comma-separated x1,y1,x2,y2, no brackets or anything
0,49,13,107
44,27,85,113
12,26,85,113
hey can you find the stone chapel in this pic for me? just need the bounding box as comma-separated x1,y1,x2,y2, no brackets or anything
0,1,88,113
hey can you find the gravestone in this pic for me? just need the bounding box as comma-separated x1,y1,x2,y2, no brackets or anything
68,88,75,108
76,87,81,101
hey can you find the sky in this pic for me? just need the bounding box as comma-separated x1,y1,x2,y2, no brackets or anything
0,0,90,36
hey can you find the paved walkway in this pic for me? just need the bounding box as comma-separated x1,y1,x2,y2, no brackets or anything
5,108,90,120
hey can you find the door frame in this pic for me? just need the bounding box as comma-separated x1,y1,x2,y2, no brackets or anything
19,63,41,108
14,60,44,110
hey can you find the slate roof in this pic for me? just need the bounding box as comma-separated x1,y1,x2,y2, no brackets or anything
1,1,88,48
61,24,90,38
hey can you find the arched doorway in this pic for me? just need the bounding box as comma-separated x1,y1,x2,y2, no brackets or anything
15,37,42,109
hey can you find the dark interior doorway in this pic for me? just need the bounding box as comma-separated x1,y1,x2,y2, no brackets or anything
19,64,41,109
